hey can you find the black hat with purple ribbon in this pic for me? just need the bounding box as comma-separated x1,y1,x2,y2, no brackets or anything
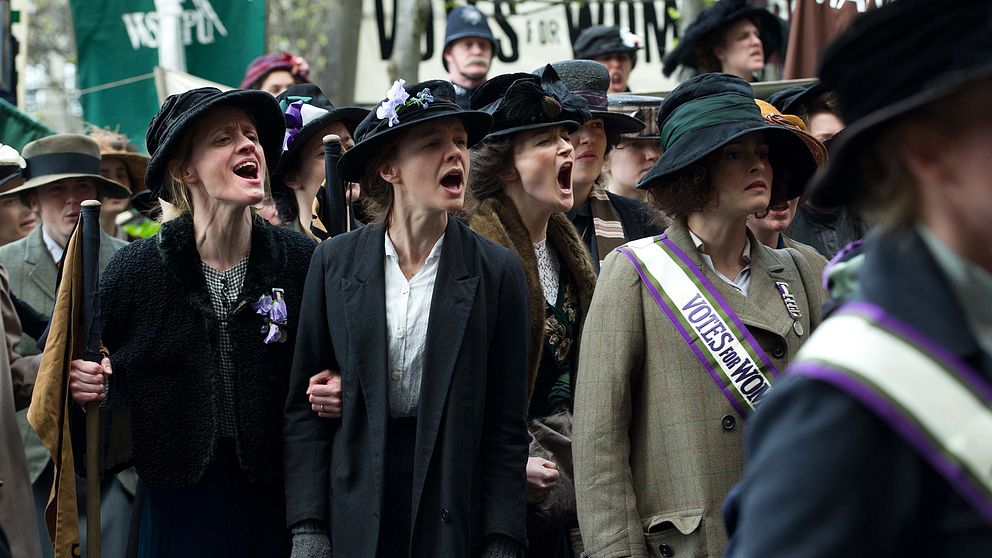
533,60,645,136
274,83,368,176
338,79,493,182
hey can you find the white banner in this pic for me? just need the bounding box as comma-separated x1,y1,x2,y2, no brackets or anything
354,1,795,104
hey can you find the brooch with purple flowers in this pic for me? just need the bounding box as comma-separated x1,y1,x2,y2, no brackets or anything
252,288,288,344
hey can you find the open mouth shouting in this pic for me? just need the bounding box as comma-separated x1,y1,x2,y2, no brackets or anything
556,161,573,194
233,158,260,183
440,168,464,195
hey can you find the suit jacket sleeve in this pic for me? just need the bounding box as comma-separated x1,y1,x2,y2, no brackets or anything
481,249,531,545
574,250,647,557
284,245,337,528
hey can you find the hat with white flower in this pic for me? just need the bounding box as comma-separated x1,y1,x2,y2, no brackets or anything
573,26,643,68
337,79,492,182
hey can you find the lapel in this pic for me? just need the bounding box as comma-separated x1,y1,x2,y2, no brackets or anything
339,224,390,499
861,228,992,378
665,220,794,339
24,227,58,306
411,217,479,530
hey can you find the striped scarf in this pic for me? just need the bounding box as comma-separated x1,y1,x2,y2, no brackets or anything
588,179,626,269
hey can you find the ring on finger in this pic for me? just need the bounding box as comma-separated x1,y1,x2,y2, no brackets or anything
319,404,325,412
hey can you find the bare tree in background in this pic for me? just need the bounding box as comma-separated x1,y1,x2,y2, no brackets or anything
325,0,362,105
388,0,430,84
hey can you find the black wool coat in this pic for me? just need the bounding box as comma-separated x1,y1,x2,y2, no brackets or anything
92,214,315,489
284,217,531,557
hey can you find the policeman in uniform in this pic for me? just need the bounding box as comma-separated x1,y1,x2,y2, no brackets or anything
442,5,496,109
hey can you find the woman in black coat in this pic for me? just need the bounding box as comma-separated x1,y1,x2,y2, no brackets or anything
69,88,315,557
283,79,531,558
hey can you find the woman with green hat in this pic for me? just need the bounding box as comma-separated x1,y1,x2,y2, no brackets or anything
468,65,597,557
284,79,530,558
67,86,315,557
572,72,822,558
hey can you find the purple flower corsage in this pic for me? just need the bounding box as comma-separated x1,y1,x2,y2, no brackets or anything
252,288,288,344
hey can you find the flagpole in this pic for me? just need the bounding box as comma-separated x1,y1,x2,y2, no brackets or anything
79,199,103,558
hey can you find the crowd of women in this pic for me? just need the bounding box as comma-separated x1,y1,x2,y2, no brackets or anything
1,0,990,557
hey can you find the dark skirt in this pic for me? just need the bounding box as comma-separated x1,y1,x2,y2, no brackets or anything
138,440,288,558
376,417,417,558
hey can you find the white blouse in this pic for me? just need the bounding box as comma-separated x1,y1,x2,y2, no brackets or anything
384,232,445,418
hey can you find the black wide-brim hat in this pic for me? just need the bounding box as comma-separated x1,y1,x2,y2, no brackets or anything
338,80,492,182
807,0,992,208
145,87,285,202
533,60,644,137
765,82,826,116
573,26,641,67
274,83,369,177
662,0,785,77
472,65,592,140
637,73,815,204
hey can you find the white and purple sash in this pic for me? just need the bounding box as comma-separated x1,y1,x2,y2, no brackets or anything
792,301,992,525
618,235,780,418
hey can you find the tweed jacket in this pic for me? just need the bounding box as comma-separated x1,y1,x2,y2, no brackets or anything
91,215,315,489
283,217,531,557
0,267,43,558
0,225,127,483
573,218,823,558
469,193,597,400
724,227,992,557
783,235,828,291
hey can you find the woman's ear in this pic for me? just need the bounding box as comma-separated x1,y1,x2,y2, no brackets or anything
169,161,195,185
498,166,519,183
379,161,401,185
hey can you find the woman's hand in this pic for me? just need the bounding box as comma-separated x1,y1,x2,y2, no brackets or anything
526,456,560,503
69,357,112,405
308,370,342,418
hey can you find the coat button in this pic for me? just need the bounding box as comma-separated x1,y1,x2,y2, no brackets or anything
721,415,736,430
659,543,674,557
440,507,450,523
771,342,786,359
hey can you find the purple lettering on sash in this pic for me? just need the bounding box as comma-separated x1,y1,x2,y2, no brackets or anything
746,382,770,404
682,293,705,311
740,375,765,395
729,360,756,382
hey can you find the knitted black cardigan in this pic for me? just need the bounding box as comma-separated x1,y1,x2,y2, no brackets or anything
91,214,315,489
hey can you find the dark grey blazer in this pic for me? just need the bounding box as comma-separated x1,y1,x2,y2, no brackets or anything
724,227,992,557
284,217,531,557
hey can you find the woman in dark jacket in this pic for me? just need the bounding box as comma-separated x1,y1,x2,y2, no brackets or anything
467,66,598,557
68,87,315,557
283,79,531,558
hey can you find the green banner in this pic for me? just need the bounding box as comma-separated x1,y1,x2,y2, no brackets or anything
0,98,54,150
69,0,267,152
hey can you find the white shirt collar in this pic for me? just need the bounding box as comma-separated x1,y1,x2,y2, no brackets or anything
41,226,65,264
918,226,992,356
688,229,752,264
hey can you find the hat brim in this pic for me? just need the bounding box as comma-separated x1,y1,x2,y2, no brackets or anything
808,60,992,208
274,106,369,177
338,110,493,182
0,173,23,197
592,110,645,136
2,172,131,199
146,89,285,202
637,120,816,203
663,8,783,76
101,151,150,194
483,119,581,141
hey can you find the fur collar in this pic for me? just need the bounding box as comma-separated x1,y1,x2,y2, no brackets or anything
469,193,597,401
156,213,287,321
